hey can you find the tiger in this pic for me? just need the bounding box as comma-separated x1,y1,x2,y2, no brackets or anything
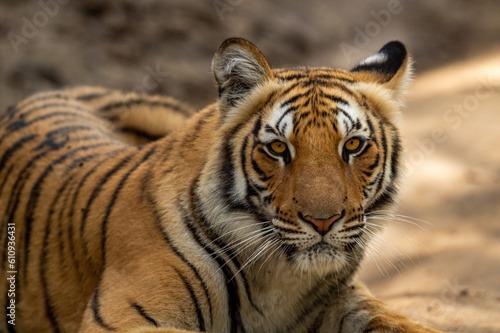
0,37,448,333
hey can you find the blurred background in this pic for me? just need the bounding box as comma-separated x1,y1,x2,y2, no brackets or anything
1,0,499,332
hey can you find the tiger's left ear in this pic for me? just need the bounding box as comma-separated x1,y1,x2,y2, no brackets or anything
212,38,274,114
350,41,413,98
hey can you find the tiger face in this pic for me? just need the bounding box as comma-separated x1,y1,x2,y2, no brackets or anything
208,38,411,278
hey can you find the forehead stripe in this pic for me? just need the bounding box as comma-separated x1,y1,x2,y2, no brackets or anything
252,116,262,136
319,92,349,106
276,105,298,134
264,124,278,136
338,107,354,125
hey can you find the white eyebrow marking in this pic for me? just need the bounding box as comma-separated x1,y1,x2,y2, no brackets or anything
337,103,362,136
268,103,294,139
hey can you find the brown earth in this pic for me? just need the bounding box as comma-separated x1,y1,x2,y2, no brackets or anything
1,1,500,332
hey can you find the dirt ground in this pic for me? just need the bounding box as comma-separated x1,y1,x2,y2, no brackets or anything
1,1,500,332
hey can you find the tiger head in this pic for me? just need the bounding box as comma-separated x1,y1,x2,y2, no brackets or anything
201,38,412,278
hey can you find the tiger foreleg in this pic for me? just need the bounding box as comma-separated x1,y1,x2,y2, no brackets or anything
322,281,448,333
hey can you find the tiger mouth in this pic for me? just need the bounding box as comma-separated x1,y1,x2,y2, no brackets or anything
307,241,337,254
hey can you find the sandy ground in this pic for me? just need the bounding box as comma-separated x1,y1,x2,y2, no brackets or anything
1,1,500,332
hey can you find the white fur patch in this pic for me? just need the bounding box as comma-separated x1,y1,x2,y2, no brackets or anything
267,103,293,139
360,52,388,66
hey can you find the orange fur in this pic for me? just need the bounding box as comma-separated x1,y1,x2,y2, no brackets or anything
0,39,448,332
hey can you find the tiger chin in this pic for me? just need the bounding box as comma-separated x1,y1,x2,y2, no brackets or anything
0,38,450,333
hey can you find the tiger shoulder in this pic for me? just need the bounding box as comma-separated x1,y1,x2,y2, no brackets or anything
0,38,449,333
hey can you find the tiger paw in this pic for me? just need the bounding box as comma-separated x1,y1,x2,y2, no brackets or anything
361,314,446,333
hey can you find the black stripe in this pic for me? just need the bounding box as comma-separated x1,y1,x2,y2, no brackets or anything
0,164,14,205
183,177,257,331
240,136,259,208
40,174,76,333
179,202,242,333
312,73,355,83
368,153,380,170
75,90,113,101
276,105,298,135
0,105,17,123
366,116,375,135
389,129,401,181
22,142,114,282
219,141,245,211
0,132,84,317
250,146,267,179
277,73,307,81
55,151,103,266
34,125,98,151
150,199,214,328
308,308,327,333
173,267,206,331
320,92,349,106
131,302,159,327
338,107,354,127
18,90,109,110
1,148,49,274
187,176,264,327
0,134,38,191
280,81,301,96
17,92,71,109
98,98,187,115
178,107,217,148
281,90,312,108
92,147,156,330
79,150,136,264
283,279,336,332
5,110,97,135
99,147,155,263
61,153,101,176
367,181,397,213
66,149,126,274
119,127,163,142
374,124,388,195
251,116,262,137
264,124,278,135
91,287,116,331
1,103,92,137
1,136,97,293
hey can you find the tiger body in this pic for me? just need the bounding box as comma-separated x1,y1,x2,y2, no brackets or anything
0,39,445,332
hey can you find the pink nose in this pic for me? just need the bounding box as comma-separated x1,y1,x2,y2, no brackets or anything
303,214,341,235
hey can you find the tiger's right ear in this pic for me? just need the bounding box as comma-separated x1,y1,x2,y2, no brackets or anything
212,38,274,113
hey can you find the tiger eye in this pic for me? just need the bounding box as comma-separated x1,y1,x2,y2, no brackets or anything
270,141,287,154
344,138,361,152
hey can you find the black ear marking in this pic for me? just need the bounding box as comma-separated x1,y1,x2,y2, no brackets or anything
351,41,408,81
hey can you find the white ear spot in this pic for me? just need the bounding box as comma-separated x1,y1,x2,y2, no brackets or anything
360,52,387,66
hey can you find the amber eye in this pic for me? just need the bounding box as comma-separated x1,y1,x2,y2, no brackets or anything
344,138,362,153
269,140,288,155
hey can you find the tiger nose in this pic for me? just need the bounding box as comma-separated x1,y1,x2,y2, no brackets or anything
303,214,341,235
